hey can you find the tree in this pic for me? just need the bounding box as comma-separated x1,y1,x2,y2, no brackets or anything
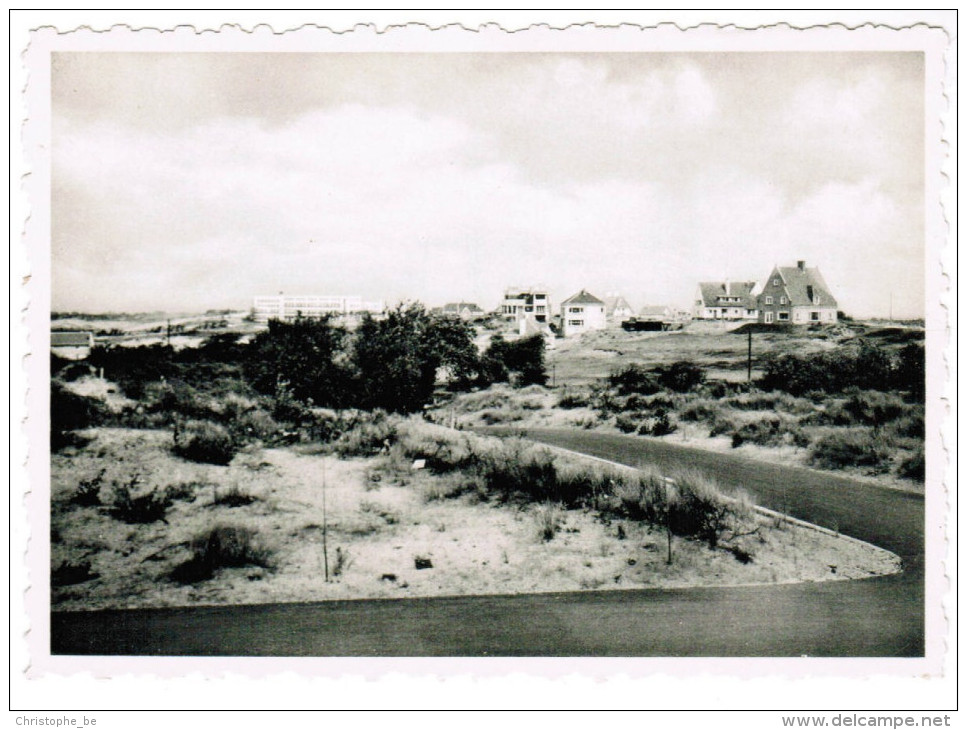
243,317,354,408
354,304,478,413
480,334,547,387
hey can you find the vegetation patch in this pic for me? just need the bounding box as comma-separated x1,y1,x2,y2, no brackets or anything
170,525,274,584
173,420,238,465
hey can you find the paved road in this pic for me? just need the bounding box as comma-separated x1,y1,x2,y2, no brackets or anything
51,430,923,657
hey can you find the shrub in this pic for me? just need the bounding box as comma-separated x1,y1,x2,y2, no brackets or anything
658,361,706,393
666,470,751,549
639,409,677,436
534,502,563,541
725,391,814,415
480,334,548,388
51,381,109,449
170,525,274,583
109,477,173,524
480,408,525,425
557,391,590,409
608,365,660,396
173,420,238,465
332,412,398,457
52,559,98,587
235,408,281,441
679,400,722,423
760,341,901,396
898,448,925,481
212,485,258,508
809,430,892,473
815,391,909,427
615,413,642,433
730,417,810,449
71,469,106,507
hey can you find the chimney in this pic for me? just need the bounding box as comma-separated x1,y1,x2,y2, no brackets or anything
724,279,731,296
797,260,806,271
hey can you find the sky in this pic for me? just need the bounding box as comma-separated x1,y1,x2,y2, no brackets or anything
51,52,925,317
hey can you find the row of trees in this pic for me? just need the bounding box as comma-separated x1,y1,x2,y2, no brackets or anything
242,305,546,413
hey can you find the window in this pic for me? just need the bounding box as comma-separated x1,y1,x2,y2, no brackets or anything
810,311,820,321
773,278,780,286
568,319,583,327
778,312,789,321
780,296,787,305
569,307,584,314
765,296,773,305
764,312,774,323
814,295,821,305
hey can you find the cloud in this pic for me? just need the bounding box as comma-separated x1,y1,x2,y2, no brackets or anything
51,52,925,318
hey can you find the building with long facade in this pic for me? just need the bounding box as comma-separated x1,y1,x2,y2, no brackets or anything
252,294,386,323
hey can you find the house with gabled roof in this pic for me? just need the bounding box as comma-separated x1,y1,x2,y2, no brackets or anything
602,293,634,323
51,331,94,360
439,302,486,321
560,289,606,337
693,281,759,320
757,260,838,325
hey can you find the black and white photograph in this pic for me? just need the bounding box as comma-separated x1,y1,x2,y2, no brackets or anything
12,10,954,719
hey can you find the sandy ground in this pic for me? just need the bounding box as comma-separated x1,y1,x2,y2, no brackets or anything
51,428,900,612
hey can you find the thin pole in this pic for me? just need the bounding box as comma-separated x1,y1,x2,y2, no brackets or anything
322,460,330,582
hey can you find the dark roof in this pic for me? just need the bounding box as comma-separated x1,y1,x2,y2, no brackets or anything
51,331,93,347
774,266,838,308
561,289,605,306
697,281,757,308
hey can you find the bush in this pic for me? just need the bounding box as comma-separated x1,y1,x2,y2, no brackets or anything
52,559,98,587
658,361,706,393
731,417,810,449
760,341,904,396
235,408,281,441
51,381,110,449
666,470,751,549
898,448,925,481
71,469,106,507
638,409,677,436
534,502,563,541
557,391,590,409
809,430,892,473
608,364,660,396
109,477,174,524
724,391,814,415
481,334,548,388
615,412,642,433
814,391,909,427
332,412,398,457
173,420,238,465
170,525,273,583
678,400,722,423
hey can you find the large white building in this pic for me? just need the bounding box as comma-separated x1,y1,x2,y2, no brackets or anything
252,295,386,323
500,287,551,323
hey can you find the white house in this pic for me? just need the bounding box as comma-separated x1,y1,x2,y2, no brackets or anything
500,286,551,323
693,281,759,320
602,294,635,323
560,290,607,337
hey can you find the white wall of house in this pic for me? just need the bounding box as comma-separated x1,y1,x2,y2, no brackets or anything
561,303,606,337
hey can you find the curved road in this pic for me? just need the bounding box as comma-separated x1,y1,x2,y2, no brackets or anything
50,429,923,657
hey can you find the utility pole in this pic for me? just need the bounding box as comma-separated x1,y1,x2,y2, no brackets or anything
322,460,330,582
166,318,171,347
